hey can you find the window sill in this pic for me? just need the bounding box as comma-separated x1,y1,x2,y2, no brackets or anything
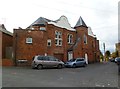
68,43,74,45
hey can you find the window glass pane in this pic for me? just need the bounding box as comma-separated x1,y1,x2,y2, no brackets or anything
44,56,49,61
59,40,62,46
68,34,73,44
55,39,58,45
26,38,32,43
40,27,46,30
38,56,43,60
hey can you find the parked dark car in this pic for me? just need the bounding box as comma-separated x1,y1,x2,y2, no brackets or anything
65,58,87,68
109,58,115,62
31,55,64,69
115,57,120,64
114,57,120,75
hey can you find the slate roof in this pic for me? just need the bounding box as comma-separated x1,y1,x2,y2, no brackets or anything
0,24,13,36
30,17,53,26
74,16,87,28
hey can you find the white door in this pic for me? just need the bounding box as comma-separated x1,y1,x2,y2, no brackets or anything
85,53,88,64
68,51,73,60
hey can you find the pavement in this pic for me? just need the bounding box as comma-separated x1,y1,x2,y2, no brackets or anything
1,62,119,88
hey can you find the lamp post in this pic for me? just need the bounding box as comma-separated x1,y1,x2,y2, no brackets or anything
103,43,106,62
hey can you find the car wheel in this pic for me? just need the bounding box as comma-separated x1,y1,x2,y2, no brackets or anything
58,64,62,69
83,63,87,67
73,64,76,68
37,64,43,70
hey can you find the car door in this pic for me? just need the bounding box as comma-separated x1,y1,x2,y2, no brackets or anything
49,56,58,67
76,58,84,66
42,56,50,67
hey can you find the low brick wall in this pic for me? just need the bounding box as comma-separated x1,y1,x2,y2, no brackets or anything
2,59,14,66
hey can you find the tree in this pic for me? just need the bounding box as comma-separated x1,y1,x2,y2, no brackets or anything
105,50,111,57
105,50,111,61
115,50,119,57
111,50,119,58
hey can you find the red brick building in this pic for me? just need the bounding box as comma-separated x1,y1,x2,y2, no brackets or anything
0,24,13,66
13,16,100,65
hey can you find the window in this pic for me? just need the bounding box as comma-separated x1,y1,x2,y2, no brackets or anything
84,34,87,44
55,31,62,46
47,39,51,46
49,56,57,61
67,34,73,44
40,27,46,31
26,37,32,44
37,56,43,60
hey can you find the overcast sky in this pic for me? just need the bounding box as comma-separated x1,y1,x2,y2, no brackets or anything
0,0,119,53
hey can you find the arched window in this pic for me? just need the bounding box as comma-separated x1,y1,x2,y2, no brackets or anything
67,34,73,44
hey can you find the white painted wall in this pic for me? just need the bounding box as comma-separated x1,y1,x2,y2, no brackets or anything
48,16,76,31
88,27,96,37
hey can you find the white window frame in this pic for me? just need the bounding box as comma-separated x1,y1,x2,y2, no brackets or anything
40,27,46,31
55,31,62,46
47,39,51,46
68,34,73,44
26,37,32,44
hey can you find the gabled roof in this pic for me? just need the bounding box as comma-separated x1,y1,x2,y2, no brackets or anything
0,24,13,36
74,16,87,28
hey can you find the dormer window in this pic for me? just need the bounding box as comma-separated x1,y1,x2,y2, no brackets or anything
40,27,46,31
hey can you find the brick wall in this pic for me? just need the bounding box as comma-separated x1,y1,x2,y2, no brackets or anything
2,59,14,66
13,24,100,65
2,33,13,59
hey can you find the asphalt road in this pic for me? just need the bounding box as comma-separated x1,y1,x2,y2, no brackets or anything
2,62,119,87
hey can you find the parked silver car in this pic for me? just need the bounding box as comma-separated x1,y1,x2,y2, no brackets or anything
31,55,64,69
65,58,87,68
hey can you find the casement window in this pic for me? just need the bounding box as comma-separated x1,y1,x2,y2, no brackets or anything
40,27,46,31
67,34,73,44
47,39,51,46
26,37,32,44
84,34,87,44
55,31,62,46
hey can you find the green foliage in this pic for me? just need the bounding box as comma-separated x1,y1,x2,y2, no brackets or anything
111,50,119,58
105,50,111,57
